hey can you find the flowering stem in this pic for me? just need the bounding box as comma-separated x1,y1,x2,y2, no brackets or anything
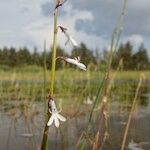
50,5,58,96
44,40,47,113
41,0,59,149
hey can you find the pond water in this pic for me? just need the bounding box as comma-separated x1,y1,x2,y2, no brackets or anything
0,81,150,150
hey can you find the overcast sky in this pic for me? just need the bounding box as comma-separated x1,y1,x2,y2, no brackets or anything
0,0,150,54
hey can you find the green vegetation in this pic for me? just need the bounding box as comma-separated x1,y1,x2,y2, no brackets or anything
112,42,150,70
0,41,150,70
0,0,150,149
0,66,150,102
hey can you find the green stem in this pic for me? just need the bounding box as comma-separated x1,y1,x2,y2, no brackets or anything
41,0,58,149
44,40,47,113
50,7,58,96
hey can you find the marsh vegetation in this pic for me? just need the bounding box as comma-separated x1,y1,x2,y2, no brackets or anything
0,68,150,149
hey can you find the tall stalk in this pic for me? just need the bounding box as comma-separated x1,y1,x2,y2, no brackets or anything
41,0,59,149
93,1,127,149
121,75,144,150
43,40,47,113
50,1,58,96
80,0,127,149
90,0,127,125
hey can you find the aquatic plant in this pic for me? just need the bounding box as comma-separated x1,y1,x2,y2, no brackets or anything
47,97,66,128
41,0,86,149
57,56,86,71
58,26,78,47
121,74,145,150
78,0,128,149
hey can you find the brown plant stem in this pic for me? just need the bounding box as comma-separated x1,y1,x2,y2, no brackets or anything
120,74,144,150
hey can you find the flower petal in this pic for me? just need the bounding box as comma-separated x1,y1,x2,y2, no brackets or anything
54,115,60,128
56,113,66,122
47,115,54,126
63,31,78,47
77,56,80,62
65,39,69,46
66,58,78,65
77,63,86,71
69,36,78,47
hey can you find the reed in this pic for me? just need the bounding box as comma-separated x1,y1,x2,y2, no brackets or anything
120,74,145,150
79,0,128,149
76,0,128,149
92,1,128,149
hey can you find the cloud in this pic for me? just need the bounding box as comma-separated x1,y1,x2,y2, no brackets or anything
121,34,144,51
0,0,48,50
0,0,150,53
28,2,101,52
122,34,150,55
69,0,124,36
22,18,52,50
127,34,144,46
124,0,150,36
41,1,54,17
67,0,150,38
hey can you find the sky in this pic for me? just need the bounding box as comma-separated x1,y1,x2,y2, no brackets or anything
0,0,150,54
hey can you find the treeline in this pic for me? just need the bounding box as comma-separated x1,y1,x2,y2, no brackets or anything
112,42,150,70
0,42,150,70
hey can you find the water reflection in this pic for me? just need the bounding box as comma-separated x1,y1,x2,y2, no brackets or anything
0,80,150,149
0,98,149,150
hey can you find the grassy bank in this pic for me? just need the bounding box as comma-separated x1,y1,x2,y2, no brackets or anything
0,65,150,102
0,65,150,81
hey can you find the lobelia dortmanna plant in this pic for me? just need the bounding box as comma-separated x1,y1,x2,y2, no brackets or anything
56,55,87,71
58,26,78,47
41,0,86,149
47,96,66,128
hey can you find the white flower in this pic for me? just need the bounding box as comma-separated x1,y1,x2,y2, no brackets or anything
65,56,87,71
47,100,66,128
58,26,78,47
57,56,86,71
64,32,78,47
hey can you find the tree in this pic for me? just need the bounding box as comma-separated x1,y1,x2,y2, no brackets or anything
112,42,133,70
132,44,150,70
17,47,32,65
9,47,18,67
31,47,40,65
39,46,68,69
112,42,150,70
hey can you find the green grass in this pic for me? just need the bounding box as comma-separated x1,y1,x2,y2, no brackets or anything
0,66,150,149
0,65,150,81
0,65,150,103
